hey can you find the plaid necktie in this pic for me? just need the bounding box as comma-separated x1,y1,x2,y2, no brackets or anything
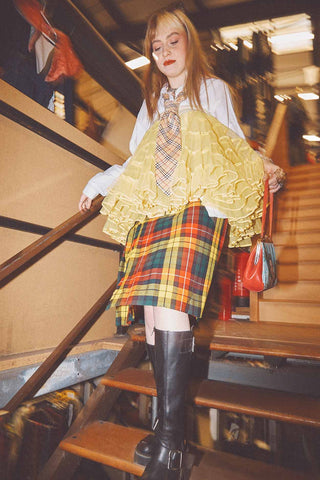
155,89,186,195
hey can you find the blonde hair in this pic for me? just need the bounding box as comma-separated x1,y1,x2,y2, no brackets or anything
143,7,214,120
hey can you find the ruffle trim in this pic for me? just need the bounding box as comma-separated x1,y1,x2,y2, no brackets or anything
100,110,265,247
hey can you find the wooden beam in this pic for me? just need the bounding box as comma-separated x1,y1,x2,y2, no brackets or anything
53,0,143,116
3,279,117,414
0,101,110,171
0,215,121,251
38,338,145,480
108,0,319,43
0,196,103,285
100,0,128,28
193,0,208,12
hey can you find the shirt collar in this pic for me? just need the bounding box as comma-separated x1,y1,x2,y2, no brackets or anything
160,83,185,97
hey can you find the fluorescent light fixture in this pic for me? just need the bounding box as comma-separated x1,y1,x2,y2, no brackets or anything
269,31,314,54
274,94,291,102
303,134,320,142
229,42,238,50
269,31,314,44
220,14,313,55
125,56,150,70
298,92,319,100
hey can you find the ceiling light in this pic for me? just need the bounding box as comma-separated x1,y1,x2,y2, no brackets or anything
229,42,238,51
298,92,319,100
243,40,253,49
269,31,314,54
125,56,150,70
274,94,291,102
303,134,320,142
269,31,314,44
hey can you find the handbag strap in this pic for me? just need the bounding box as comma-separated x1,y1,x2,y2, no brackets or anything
261,179,274,238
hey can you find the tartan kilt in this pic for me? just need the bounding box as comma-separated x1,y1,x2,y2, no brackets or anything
108,201,228,326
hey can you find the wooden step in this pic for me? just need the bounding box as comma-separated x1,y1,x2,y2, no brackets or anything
275,245,320,263
130,321,320,360
262,281,320,302
276,206,320,220
60,421,146,477
273,230,320,246
191,449,310,480
276,217,320,232
287,176,320,189
279,187,320,199
259,301,320,325
288,164,320,177
277,262,320,282
277,195,320,209
60,421,310,479
101,368,320,427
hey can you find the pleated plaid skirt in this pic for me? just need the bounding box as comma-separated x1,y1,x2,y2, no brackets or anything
108,201,227,326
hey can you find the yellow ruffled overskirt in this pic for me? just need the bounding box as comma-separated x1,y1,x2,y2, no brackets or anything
100,110,265,247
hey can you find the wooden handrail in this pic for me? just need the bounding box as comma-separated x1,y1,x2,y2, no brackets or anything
264,103,288,163
2,279,117,415
0,195,104,284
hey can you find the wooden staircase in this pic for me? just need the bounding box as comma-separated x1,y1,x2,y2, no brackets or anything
258,163,320,324
36,109,320,478
54,167,320,480
54,324,320,480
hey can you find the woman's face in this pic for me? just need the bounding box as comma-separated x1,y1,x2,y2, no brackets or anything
151,20,188,88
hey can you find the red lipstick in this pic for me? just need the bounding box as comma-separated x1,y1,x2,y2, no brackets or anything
164,59,176,66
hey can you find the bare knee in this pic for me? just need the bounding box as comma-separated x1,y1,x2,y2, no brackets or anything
153,307,190,332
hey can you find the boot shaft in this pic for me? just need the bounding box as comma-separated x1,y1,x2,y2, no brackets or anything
154,329,193,449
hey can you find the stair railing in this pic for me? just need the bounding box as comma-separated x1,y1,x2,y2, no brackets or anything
0,195,119,417
0,103,288,416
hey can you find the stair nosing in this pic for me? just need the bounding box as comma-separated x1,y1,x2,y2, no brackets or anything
101,368,320,428
259,298,320,305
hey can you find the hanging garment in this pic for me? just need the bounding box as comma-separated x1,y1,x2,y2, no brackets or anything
14,0,83,83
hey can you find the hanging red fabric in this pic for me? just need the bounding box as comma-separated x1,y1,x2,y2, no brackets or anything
13,0,83,83
13,0,57,43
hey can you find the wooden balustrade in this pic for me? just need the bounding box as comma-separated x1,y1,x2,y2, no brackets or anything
0,195,103,285
0,194,120,416
2,279,117,416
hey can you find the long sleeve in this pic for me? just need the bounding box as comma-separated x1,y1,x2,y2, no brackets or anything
83,101,151,199
205,78,245,139
82,158,131,199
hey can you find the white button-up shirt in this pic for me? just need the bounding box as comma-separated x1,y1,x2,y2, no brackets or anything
83,78,245,218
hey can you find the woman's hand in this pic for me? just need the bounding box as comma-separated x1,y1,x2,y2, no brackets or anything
79,193,92,212
262,157,286,194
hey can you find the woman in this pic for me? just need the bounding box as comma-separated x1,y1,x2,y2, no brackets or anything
79,7,284,479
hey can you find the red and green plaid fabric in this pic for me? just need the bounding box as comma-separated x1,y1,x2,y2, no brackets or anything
108,201,228,326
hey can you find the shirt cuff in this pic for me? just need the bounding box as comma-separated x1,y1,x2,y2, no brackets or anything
83,183,99,199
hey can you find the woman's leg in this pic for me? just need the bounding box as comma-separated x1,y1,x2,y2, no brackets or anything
142,307,193,479
134,306,157,465
153,306,190,332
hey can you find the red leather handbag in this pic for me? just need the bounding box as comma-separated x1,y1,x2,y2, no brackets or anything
243,180,277,292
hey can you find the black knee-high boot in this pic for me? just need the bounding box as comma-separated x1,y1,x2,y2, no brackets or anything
135,343,159,465
141,329,193,480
